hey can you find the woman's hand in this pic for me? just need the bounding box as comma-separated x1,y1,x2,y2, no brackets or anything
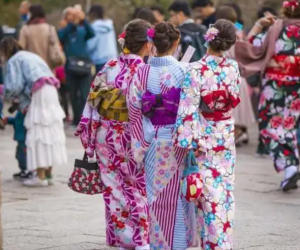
257,15,276,28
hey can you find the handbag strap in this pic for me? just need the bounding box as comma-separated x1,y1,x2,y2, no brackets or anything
186,150,197,169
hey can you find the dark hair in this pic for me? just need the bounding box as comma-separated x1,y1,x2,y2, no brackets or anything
150,5,165,15
153,21,180,54
283,0,300,18
89,4,104,21
257,6,277,19
224,3,243,25
209,19,236,52
168,1,191,17
124,19,151,54
29,4,45,20
216,5,238,23
135,8,157,25
192,0,214,8
0,37,23,61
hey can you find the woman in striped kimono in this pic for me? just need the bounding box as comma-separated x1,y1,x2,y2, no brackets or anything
76,20,152,250
129,22,198,250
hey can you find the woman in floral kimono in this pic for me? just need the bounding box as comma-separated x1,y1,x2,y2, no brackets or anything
76,19,152,250
176,20,240,250
129,22,198,250
236,0,300,192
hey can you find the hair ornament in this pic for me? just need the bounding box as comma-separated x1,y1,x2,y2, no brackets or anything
147,28,156,42
118,31,126,48
204,27,219,42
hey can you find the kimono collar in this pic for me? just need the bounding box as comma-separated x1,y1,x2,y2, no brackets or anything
149,56,178,67
203,55,226,66
119,53,144,66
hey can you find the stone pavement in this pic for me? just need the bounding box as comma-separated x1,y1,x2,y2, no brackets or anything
1,126,300,250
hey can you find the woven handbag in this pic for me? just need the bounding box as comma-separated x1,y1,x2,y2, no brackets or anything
181,150,203,202
68,154,104,195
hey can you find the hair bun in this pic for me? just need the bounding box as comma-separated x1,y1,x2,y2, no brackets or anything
153,21,180,54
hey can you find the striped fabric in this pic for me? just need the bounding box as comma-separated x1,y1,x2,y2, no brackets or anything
133,56,198,250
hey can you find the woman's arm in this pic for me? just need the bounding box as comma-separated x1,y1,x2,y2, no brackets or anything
4,62,24,100
247,16,275,40
83,20,95,41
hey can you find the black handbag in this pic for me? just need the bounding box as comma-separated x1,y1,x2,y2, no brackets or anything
68,57,94,76
68,154,104,195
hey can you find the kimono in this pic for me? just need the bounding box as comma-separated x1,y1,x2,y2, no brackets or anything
255,25,300,174
176,55,240,250
129,56,198,250
76,54,149,248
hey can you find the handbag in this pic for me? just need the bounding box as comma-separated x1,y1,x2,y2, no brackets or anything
68,57,94,76
48,25,66,68
68,154,104,195
181,150,203,202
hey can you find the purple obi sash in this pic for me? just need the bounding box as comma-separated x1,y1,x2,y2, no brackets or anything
142,87,181,126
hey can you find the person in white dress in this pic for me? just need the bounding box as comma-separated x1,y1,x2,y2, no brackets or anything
1,37,67,187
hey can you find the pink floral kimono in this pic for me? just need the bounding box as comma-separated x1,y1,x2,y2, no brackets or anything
76,54,149,248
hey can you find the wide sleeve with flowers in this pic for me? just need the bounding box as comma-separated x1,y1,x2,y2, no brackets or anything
128,66,152,164
75,59,119,157
174,65,206,152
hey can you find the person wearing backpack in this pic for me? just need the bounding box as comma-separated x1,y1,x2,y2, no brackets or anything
169,0,207,62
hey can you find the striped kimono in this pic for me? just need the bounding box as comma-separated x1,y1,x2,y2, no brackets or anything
129,56,198,250
76,54,149,248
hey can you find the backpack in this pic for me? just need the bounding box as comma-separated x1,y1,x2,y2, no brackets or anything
179,24,207,62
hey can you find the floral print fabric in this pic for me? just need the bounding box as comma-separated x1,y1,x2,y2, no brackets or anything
176,55,240,250
257,25,300,172
76,54,149,248
129,56,198,250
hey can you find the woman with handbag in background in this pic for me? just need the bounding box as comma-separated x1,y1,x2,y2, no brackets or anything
176,20,240,250
0,38,67,187
75,19,152,250
128,22,198,250
19,4,65,71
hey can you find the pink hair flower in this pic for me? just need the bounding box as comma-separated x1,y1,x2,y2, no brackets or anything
118,31,126,48
147,28,156,42
283,0,299,9
204,27,219,42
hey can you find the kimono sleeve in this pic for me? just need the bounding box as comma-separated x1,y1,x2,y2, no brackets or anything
228,61,241,108
128,67,152,164
4,61,24,100
75,64,110,157
175,65,206,152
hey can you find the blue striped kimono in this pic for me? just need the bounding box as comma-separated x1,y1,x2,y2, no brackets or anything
129,56,198,250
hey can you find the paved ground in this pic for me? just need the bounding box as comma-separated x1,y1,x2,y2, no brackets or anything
1,125,300,250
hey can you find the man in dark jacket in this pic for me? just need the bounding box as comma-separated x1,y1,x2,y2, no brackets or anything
192,0,216,29
169,1,206,62
58,7,95,126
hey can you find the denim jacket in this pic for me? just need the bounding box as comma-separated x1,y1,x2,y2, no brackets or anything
4,51,55,111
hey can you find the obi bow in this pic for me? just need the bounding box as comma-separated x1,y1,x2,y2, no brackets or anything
142,87,181,118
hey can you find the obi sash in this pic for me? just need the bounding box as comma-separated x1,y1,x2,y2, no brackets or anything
88,88,128,122
142,87,181,126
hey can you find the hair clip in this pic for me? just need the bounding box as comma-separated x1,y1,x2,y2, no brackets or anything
234,22,243,31
123,47,130,54
204,27,219,42
118,31,126,48
147,28,156,42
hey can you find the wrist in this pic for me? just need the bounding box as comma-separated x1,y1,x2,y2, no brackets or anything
255,21,263,29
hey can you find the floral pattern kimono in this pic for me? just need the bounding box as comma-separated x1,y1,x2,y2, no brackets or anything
128,56,198,250
175,55,240,250
256,25,300,174
76,54,149,248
